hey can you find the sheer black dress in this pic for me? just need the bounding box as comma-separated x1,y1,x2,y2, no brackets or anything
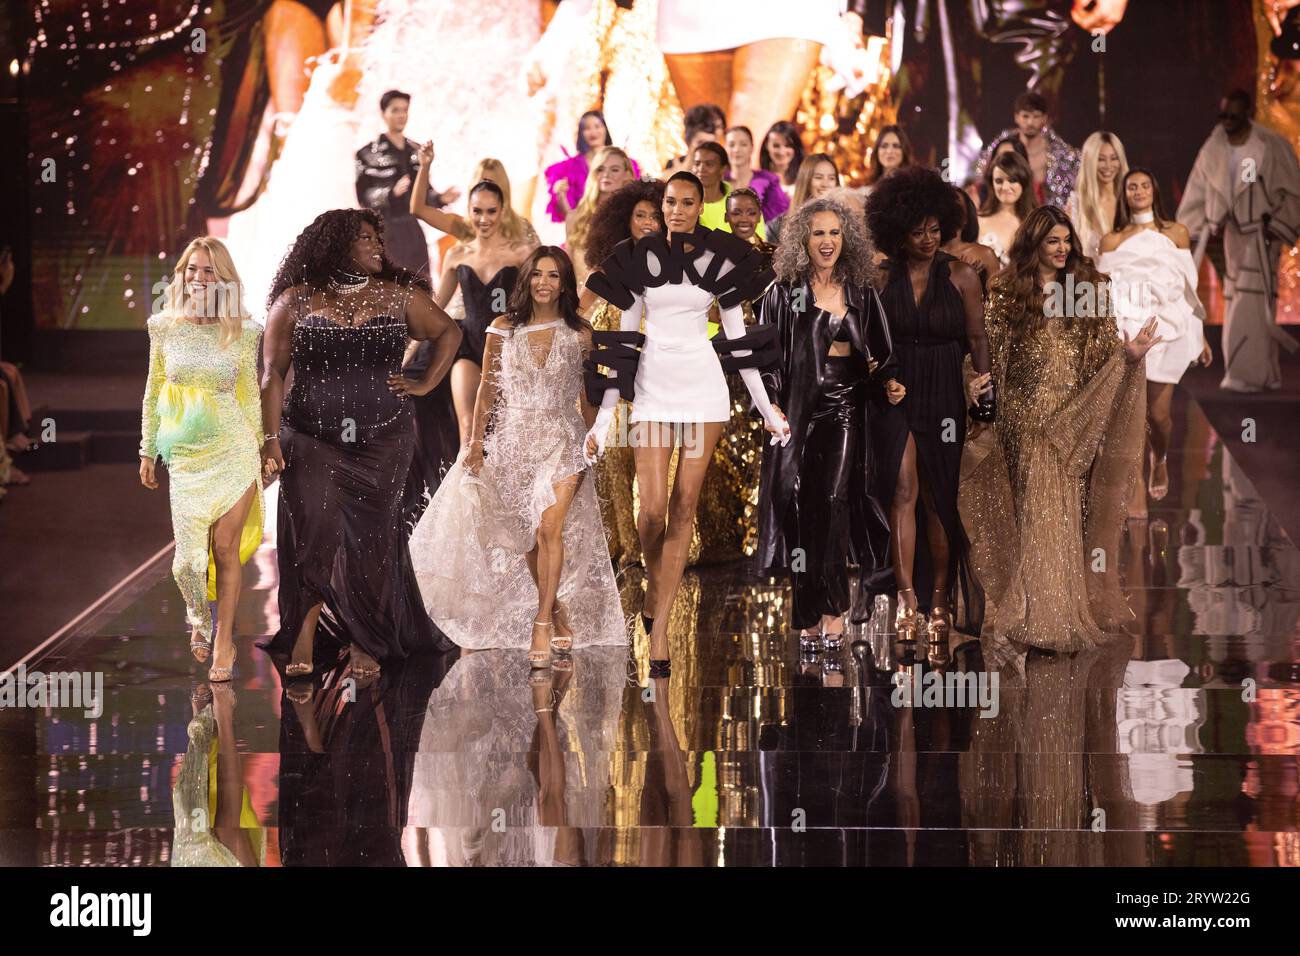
873,252,986,633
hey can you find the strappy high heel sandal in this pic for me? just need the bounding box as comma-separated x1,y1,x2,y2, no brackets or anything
798,627,822,653
190,630,212,663
530,619,554,669
209,645,237,683
895,588,918,644
1148,451,1169,501
926,607,951,668
549,603,573,655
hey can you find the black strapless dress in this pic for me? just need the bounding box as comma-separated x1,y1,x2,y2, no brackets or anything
454,264,518,365
263,311,451,663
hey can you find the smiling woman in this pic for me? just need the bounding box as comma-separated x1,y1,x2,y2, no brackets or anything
257,209,462,681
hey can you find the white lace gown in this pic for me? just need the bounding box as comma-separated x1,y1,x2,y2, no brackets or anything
410,320,627,648
1098,229,1205,385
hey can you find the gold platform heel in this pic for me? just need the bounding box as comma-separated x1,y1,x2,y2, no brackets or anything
926,607,952,669
895,588,918,644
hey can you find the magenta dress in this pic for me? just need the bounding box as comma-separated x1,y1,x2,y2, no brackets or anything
543,152,643,223
728,168,790,225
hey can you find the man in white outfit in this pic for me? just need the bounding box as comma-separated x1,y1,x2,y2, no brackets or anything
1178,89,1300,392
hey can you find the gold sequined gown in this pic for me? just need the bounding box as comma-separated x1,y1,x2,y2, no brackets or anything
140,317,265,642
959,285,1146,670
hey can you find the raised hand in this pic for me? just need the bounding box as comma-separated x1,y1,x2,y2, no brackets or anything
1122,316,1164,363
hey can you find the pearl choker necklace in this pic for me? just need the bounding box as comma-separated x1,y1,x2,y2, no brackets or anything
1132,210,1155,224
328,270,370,295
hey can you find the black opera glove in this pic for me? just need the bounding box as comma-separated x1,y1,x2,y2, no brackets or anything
583,330,646,405
713,323,782,373
968,380,996,423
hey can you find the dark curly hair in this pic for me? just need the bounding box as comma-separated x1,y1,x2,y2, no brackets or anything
583,179,665,270
267,208,428,307
865,166,965,260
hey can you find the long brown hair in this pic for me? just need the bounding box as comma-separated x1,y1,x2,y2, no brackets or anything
978,151,1037,220
1112,167,1171,232
505,245,589,332
790,153,840,210
868,124,913,185
990,205,1109,339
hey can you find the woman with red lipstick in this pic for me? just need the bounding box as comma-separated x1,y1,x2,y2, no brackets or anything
962,205,1161,670
583,171,791,677
866,167,992,667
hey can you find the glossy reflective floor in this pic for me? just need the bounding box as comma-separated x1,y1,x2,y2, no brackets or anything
1,389,1297,867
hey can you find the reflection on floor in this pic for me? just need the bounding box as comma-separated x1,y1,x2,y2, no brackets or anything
1,390,1297,867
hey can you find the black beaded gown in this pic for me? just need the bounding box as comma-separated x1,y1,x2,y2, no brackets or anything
874,252,984,633
262,285,452,663
455,265,518,365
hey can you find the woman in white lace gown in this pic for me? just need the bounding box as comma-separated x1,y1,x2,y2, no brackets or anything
410,246,625,665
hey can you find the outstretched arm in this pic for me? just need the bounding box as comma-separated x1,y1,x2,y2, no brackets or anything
719,297,789,444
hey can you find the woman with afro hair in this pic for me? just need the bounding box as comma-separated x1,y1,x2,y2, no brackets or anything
578,179,665,568
865,166,992,666
258,209,462,680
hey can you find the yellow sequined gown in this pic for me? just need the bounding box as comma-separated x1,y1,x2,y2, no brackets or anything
958,285,1146,670
140,316,265,640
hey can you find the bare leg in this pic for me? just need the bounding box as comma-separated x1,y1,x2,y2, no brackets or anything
633,422,673,622
664,50,735,115
921,485,951,614
729,39,823,161
641,422,724,661
292,603,323,672
1146,381,1174,500
209,483,258,675
530,475,581,657
889,434,920,612
450,359,481,449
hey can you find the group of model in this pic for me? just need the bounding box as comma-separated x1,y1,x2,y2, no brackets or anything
140,83,1300,681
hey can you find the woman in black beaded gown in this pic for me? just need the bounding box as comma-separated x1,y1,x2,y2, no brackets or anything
259,209,462,679
865,167,993,666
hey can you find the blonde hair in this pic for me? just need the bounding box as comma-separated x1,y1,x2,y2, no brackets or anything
1075,131,1129,239
162,237,249,348
568,146,634,254
790,153,840,211
470,157,528,242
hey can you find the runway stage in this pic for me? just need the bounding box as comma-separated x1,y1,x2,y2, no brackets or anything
1,388,1296,868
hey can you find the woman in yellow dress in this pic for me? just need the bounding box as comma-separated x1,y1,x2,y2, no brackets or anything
960,206,1161,671
140,238,264,682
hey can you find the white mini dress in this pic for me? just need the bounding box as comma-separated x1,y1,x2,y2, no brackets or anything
630,247,732,424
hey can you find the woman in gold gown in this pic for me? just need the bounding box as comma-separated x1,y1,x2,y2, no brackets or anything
140,238,264,682
959,206,1162,671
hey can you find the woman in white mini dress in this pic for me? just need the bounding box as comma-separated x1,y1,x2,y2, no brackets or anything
1098,167,1212,518
584,171,790,677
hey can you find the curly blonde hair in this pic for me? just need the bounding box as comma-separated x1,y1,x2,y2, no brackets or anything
772,196,879,288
